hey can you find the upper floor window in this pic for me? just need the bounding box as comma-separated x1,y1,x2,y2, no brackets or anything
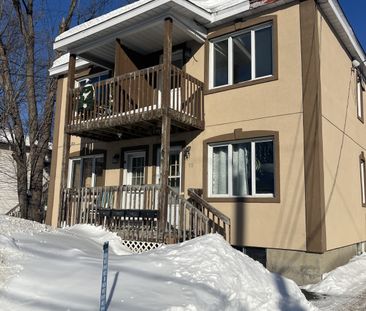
357,74,364,122
208,137,275,198
210,22,273,89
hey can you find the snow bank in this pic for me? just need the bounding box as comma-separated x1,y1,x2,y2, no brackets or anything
147,234,315,310
0,216,314,310
304,253,366,296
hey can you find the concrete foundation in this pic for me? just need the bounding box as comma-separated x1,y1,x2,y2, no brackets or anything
267,244,358,285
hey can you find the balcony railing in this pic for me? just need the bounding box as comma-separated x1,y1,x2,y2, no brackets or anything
66,64,204,135
60,185,230,243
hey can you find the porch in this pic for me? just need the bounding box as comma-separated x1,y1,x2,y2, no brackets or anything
60,185,230,244
66,64,204,141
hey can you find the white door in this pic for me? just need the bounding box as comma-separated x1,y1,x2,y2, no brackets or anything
123,151,146,209
156,147,182,226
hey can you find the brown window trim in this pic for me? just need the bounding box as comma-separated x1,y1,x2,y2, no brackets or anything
120,145,149,185
203,129,280,203
357,74,365,123
204,15,278,95
68,149,107,188
360,152,366,207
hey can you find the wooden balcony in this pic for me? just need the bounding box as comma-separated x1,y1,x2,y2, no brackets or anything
66,65,205,140
60,185,230,244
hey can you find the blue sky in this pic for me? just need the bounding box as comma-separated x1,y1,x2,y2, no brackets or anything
339,0,366,51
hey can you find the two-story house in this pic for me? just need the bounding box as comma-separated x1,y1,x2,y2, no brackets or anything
46,0,366,285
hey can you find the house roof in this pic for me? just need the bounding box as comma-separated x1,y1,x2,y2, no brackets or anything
51,0,366,78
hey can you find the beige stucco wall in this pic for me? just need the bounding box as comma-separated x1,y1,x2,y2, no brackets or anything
48,4,308,250
182,4,307,249
319,11,366,250
46,78,68,226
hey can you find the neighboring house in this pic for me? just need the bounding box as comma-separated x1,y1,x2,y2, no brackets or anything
0,140,19,215
46,0,366,284
0,131,51,218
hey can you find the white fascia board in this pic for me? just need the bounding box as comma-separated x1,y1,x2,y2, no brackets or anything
323,0,366,75
54,0,172,51
49,53,90,77
174,0,212,22
211,0,250,22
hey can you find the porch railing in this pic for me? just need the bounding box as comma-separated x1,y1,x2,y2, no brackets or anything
188,188,231,243
60,185,230,244
67,64,204,128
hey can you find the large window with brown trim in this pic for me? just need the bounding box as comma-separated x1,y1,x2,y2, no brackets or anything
68,154,104,188
360,152,366,206
357,74,365,122
209,22,273,89
208,137,274,198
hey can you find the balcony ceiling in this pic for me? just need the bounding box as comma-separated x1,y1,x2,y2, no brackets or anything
77,18,202,69
55,1,209,69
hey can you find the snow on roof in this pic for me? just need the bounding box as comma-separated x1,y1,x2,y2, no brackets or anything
189,0,246,12
55,0,249,43
49,52,90,77
56,0,153,42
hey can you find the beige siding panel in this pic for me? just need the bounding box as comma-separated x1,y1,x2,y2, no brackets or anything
319,13,366,250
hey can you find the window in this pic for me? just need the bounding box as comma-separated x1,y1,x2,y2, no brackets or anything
210,23,273,88
360,152,366,206
357,74,364,121
68,154,104,188
208,138,275,198
76,71,110,88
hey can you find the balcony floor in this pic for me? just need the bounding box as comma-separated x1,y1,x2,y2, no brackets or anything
66,107,204,141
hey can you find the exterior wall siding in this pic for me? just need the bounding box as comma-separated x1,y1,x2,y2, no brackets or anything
183,4,307,249
318,9,366,250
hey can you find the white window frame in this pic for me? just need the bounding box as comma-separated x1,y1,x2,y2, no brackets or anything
75,70,111,88
357,75,364,121
155,146,183,194
209,22,273,89
67,154,104,188
123,151,146,186
208,137,275,198
360,155,366,206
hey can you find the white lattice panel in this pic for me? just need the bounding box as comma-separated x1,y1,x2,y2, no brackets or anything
121,240,163,253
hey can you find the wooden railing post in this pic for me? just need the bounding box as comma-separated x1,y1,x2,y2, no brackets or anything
159,18,173,237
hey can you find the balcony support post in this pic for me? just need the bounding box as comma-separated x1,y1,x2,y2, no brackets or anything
159,18,173,238
59,53,76,225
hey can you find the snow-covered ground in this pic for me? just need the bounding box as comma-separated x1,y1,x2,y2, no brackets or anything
0,215,315,311
303,253,366,310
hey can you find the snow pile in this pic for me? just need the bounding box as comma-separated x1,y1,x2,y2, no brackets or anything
0,216,314,310
304,253,366,296
0,215,50,236
149,234,314,310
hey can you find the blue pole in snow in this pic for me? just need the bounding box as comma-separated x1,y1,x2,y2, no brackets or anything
100,241,109,311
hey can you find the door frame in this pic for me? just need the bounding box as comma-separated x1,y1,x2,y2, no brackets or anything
123,151,146,186
153,143,185,195
120,146,149,186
